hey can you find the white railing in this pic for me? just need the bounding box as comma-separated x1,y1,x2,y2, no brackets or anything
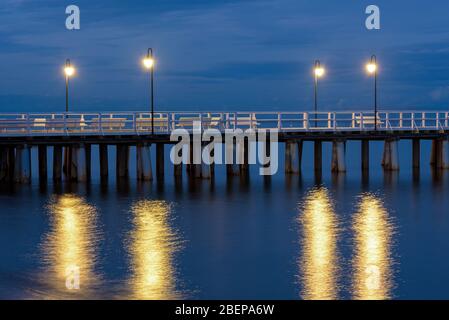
0,111,448,136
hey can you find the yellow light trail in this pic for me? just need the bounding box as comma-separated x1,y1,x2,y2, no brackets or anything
128,200,182,300
299,187,340,300
352,193,394,300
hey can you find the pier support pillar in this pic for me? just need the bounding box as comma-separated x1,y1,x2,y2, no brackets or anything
194,163,202,179
116,145,130,180
156,143,165,181
73,144,88,182
314,141,322,173
136,143,153,181
187,140,193,176
442,140,449,169
285,140,302,174
174,163,183,178
431,138,449,169
0,146,14,182
53,145,62,182
174,143,183,178
200,144,214,179
38,145,47,182
239,139,249,176
331,140,346,173
99,144,109,181
85,144,91,181
412,139,420,169
63,146,72,179
361,140,370,171
14,145,31,184
382,139,400,171
0,147,8,182
226,142,240,177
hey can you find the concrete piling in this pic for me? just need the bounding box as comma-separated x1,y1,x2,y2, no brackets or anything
116,145,130,180
412,139,420,169
431,138,449,169
200,143,214,179
53,145,62,182
136,143,153,181
63,146,72,179
331,140,346,173
226,142,240,177
156,143,165,181
382,139,400,171
14,144,31,184
361,140,369,171
99,144,109,181
72,144,89,182
314,141,322,173
38,145,47,182
0,146,14,182
285,140,302,174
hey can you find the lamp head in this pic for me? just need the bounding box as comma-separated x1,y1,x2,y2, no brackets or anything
366,63,377,74
314,66,325,78
366,55,377,74
64,59,75,77
314,60,325,78
142,57,154,69
143,48,155,70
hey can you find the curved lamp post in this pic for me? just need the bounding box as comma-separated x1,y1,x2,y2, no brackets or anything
64,59,76,112
366,55,378,130
142,48,155,134
313,60,325,127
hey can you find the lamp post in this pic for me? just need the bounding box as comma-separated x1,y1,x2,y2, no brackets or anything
313,60,325,127
366,55,378,130
142,48,155,134
64,59,75,112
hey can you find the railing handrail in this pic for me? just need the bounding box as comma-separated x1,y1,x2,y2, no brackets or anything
0,110,448,137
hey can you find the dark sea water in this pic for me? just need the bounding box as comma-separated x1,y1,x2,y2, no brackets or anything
1,140,449,300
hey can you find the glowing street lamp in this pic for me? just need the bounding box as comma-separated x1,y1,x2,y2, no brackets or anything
64,59,76,112
313,60,325,127
142,48,155,134
366,55,378,130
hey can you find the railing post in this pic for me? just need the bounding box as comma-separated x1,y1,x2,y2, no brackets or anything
327,112,331,129
411,113,415,130
234,113,237,129
352,112,355,128
80,114,85,132
422,112,425,128
64,113,67,134
436,112,440,130
99,113,103,135
278,112,281,130
360,113,364,130
399,112,403,128
333,112,337,130
26,114,31,134
304,113,309,131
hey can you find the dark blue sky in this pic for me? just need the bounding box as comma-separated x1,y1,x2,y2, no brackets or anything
1,0,449,112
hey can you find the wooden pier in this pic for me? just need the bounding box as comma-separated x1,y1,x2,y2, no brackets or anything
0,111,448,183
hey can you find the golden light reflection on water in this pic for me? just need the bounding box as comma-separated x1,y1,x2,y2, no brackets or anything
299,187,339,300
128,200,182,300
40,195,101,298
353,193,394,300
